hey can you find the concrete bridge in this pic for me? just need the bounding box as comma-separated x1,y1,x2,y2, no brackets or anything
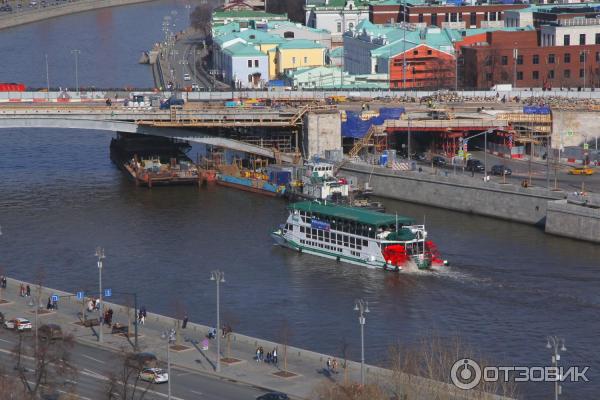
0,104,334,163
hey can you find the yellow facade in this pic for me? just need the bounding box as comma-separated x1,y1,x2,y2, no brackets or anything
273,47,326,79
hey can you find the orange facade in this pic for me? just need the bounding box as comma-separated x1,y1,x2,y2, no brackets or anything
388,45,456,89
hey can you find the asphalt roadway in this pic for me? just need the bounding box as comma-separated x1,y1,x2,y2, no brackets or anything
0,328,266,400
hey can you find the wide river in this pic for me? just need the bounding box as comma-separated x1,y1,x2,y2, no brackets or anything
0,2,599,398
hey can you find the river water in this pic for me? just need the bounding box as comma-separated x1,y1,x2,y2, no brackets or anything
0,2,599,399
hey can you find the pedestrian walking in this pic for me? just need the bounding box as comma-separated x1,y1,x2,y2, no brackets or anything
273,347,278,365
46,297,52,310
332,358,338,374
2,276,6,288
26,285,31,297
255,347,261,363
19,284,24,297
259,346,264,362
326,357,332,372
182,315,188,329
138,310,145,325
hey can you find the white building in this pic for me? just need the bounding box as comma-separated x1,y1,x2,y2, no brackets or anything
540,19,600,47
304,0,371,45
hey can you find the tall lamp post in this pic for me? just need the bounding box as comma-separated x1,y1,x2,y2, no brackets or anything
95,247,105,343
161,328,176,400
210,270,225,373
71,49,81,93
353,298,369,386
547,336,566,400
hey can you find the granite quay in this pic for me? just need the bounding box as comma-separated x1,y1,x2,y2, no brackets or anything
0,277,511,400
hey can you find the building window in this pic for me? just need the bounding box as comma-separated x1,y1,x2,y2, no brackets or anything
283,31,294,39
580,69,585,78
501,56,508,65
292,56,296,65
418,13,423,23
483,12,488,21
564,53,570,63
517,55,523,65
532,71,539,80
247,60,252,67
517,71,523,80
564,69,570,78
470,12,476,26
432,14,437,26
580,52,586,62
413,50,418,55
580,34,586,45
596,52,600,62
303,56,308,64
548,54,555,64
548,70,554,79
564,34,570,46
489,12,497,21
248,74,253,82
254,60,259,67
486,73,492,81
533,54,539,64
596,33,600,45
336,22,341,33
349,22,354,30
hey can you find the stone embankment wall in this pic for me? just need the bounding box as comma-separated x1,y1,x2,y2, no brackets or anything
545,200,600,243
340,163,566,226
0,0,156,30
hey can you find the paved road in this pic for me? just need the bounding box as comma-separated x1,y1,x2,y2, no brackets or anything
0,328,267,400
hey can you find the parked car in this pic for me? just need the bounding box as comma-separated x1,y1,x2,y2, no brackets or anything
183,73,191,81
5,318,32,331
139,367,169,384
191,83,199,91
39,324,63,341
568,166,595,175
490,165,512,176
414,153,426,162
466,159,485,172
256,393,289,400
432,156,447,167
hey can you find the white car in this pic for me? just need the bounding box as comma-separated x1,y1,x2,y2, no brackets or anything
191,83,199,91
183,73,191,81
5,318,32,331
139,368,168,384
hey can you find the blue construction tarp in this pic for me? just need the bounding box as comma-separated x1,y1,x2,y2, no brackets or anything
523,105,551,115
342,107,405,138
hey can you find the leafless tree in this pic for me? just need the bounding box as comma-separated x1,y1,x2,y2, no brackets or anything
313,380,387,400
105,350,152,400
278,319,293,373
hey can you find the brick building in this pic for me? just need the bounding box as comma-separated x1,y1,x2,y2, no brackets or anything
462,28,600,89
369,0,527,29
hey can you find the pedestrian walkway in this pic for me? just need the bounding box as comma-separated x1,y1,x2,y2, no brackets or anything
0,277,506,400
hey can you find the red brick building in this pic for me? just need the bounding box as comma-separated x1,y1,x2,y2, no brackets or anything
462,30,600,89
389,44,456,89
369,1,527,28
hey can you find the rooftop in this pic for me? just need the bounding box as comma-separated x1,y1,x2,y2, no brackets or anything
223,42,267,57
277,39,326,50
289,201,414,227
215,29,284,46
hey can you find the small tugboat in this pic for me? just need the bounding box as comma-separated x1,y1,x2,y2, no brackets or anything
272,201,448,271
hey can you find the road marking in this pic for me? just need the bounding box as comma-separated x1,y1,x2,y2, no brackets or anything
0,338,13,344
81,354,105,364
190,390,203,396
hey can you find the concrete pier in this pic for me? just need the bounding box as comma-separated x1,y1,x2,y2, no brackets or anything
545,199,600,243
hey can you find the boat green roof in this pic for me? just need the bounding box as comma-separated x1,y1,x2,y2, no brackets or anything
289,201,414,227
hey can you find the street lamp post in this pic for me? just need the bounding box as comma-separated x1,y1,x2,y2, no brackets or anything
95,247,105,343
45,54,50,100
161,328,176,400
210,270,225,373
353,299,369,386
71,49,81,93
547,336,566,400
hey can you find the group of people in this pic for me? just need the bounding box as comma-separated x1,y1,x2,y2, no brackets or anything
19,283,31,297
326,357,340,374
46,296,58,310
255,346,278,365
87,298,101,312
103,308,114,325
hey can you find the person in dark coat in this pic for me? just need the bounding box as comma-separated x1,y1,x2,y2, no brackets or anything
182,315,188,329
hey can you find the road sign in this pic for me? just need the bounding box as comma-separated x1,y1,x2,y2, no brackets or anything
51,295,59,303
584,143,589,150
104,288,112,298
567,129,574,137
76,291,84,301
458,150,464,158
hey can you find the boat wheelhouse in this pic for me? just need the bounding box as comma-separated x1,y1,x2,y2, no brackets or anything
272,201,446,271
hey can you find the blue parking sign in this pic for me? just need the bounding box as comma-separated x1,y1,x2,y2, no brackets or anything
51,294,59,303
104,288,112,297
76,291,84,300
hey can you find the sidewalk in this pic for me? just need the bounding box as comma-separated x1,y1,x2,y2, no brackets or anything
0,278,507,400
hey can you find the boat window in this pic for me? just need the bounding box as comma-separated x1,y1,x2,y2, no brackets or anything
318,230,323,239
363,239,368,246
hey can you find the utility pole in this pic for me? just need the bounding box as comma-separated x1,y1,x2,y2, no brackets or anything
161,328,175,400
353,299,369,386
71,49,81,93
547,336,566,400
45,54,50,99
210,270,225,373
95,247,105,343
